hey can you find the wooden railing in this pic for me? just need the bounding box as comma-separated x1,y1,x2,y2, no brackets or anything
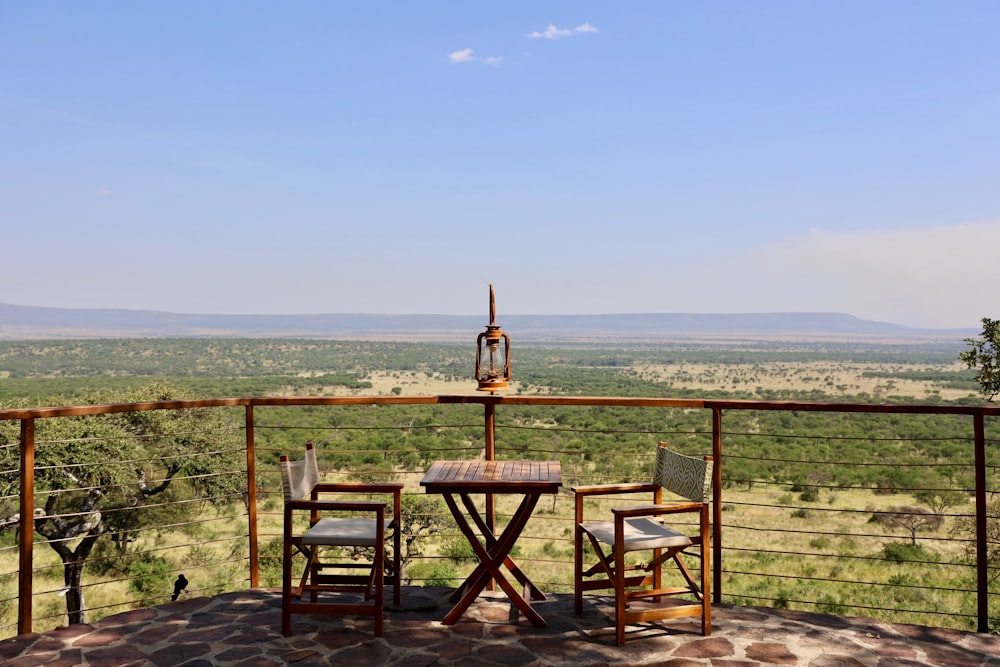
2,394,997,636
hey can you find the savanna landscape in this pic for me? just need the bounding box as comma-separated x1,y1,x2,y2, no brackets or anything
0,334,996,638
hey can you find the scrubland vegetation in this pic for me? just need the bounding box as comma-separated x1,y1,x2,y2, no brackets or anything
0,337,996,637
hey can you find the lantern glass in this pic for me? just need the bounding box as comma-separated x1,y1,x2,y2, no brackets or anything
479,334,506,379
476,330,509,391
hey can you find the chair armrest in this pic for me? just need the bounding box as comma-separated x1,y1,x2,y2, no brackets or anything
611,501,704,519
311,483,403,522
574,483,661,524
286,499,387,513
314,482,403,494
572,482,659,497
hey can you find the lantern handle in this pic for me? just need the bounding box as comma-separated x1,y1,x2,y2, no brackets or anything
488,284,496,325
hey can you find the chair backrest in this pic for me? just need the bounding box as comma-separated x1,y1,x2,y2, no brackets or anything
279,443,320,503
653,443,713,503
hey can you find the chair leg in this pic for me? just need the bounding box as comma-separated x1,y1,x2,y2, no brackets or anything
614,546,627,647
307,548,321,603
281,536,293,636
374,537,384,636
672,554,704,600
574,525,584,613
392,525,401,607
700,535,711,636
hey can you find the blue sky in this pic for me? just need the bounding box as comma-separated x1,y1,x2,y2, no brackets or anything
2,2,998,329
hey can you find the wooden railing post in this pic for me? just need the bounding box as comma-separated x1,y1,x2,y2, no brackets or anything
711,407,723,605
484,401,497,591
246,405,259,589
973,412,988,633
18,418,35,635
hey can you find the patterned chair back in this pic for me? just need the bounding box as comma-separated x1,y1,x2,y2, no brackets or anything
653,443,713,503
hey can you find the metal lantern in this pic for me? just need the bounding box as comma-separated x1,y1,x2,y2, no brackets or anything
475,284,510,392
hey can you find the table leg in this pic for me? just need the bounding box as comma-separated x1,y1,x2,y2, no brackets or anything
453,493,545,602
440,493,547,627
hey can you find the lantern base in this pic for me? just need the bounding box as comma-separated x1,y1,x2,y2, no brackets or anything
476,380,509,392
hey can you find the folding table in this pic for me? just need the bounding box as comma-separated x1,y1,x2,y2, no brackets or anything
420,459,562,626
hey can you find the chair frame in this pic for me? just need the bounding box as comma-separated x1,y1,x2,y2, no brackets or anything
280,443,402,636
573,445,712,646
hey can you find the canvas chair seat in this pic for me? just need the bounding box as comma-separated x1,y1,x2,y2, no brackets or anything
580,517,693,553
300,517,393,547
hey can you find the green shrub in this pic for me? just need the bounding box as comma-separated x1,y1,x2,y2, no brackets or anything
887,572,915,587
809,536,830,550
750,551,780,566
540,541,563,557
772,590,790,609
89,539,130,577
257,536,305,587
816,594,849,615
442,537,477,563
182,544,214,568
128,553,173,598
798,487,820,503
881,542,933,563
408,561,459,588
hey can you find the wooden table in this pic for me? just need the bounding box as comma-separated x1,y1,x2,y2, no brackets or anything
420,460,562,626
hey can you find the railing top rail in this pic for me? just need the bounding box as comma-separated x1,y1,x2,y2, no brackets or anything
1,394,998,422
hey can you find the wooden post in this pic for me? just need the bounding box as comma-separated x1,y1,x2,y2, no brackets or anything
246,405,259,589
973,413,987,633
484,401,496,591
18,418,34,635
712,407,723,605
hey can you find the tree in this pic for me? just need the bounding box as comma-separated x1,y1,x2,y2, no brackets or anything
913,487,968,516
343,495,448,584
951,494,1000,583
0,382,245,626
397,495,449,571
959,317,1000,401
870,505,944,546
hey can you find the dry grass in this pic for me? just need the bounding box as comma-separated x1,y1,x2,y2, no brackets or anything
318,361,973,401
635,361,971,400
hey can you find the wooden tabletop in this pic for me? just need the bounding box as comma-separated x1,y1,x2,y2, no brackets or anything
421,460,562,494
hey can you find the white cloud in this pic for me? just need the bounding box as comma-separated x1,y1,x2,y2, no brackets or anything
527,23,599,40
447,48,502,66
447,48,475,63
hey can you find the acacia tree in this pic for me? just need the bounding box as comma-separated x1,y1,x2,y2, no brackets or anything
960,317,1000,401
871,506,944,546
397,495,449,571
913,487,968,516
0,383,245,626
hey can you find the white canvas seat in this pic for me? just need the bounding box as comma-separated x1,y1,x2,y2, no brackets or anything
580,517,693,552
298,517,386,547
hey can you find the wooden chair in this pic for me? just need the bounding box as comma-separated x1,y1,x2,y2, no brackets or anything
280,442,402,636
573,443,713,646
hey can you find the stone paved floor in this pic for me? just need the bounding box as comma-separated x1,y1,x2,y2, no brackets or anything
2,587,998,666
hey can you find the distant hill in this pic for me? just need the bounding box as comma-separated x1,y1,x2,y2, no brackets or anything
0,303,976,342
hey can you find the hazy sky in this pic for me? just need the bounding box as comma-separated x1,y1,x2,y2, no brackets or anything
3,3,997,329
